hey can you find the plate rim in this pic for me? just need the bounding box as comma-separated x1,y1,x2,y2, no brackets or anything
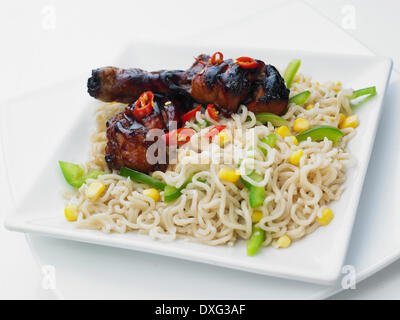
3,45,394,286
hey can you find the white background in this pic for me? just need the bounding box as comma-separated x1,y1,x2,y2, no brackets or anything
1,0,399,299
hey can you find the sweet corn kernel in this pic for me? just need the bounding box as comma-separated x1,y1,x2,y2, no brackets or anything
86,182,106,201
289,136,298,146
276,125,291,138
305,104,315,110
218,130,230,147
143,188,160,202
64,205,78,222
293,118,311,133
277,235,291,248
338,113,345,127
339,114,359,129
218,168,240,183
318,208,334,226
252,210,263,223
289,149,303,165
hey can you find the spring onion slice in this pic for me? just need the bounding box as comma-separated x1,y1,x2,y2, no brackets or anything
349,86,376,100
240,172,265,208
289,90,311,105
59,161,106,188
120,167,166,190
283,59,301,88
296,125,344,143
258,134,277,155
84,170,106,180
163,185,182,203
255,113,289,127
164,174,195,203
59,161,85,188
247,226,265,256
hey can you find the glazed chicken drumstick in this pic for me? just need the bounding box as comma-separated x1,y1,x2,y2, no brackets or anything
105,93,183,173
88,53,289,115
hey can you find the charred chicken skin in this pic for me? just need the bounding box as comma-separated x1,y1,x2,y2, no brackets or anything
190,57,266,114
88,54,289,116
105,94,182,173
246,65,290,115
87,54,209,105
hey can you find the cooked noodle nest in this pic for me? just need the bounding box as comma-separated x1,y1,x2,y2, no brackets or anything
65,73,355,249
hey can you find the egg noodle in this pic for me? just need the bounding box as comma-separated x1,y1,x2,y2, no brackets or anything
65,72,356,248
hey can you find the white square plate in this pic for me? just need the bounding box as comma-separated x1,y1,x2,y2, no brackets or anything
3,43,392,285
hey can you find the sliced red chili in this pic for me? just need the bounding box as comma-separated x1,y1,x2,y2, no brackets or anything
206,104,219,122
182,105,202,124
204,125,227,139
210,52,224,65
133,91,154,119
162,128,196,146
194,56,207,66
234,57,259,69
